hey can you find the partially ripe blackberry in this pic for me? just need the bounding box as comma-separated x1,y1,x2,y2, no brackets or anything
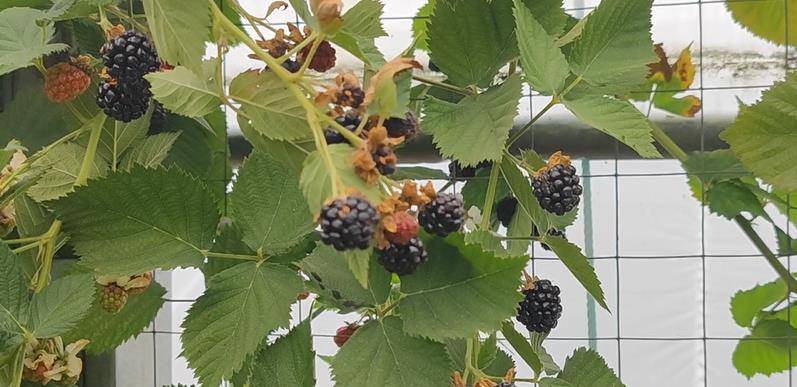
377,237,428,276
448,160,491,180
532,162,583,216
516,279,562,333
334,324,359,347
418,193,464,237
496,196,518,227
97,78,152,123
319,196,379,251
384,112,419,139
101,29,160,81
300,40,336,72
335,84,365,109
532,226,567,251
324,114,361,145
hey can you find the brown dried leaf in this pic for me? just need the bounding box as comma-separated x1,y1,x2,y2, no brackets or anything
364,57,422,107
647,43,671,82
673,45,696,89
267,1,289,17
310,0,343,24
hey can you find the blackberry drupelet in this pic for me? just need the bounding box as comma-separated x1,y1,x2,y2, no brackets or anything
532,163,583,216
418,192,464,237
101,29,160,81
384,111,419,139
97,78,152,122
324,114,361,145
377,237,428,276
319,196,379,251
516,279,562,333
496,196,518,227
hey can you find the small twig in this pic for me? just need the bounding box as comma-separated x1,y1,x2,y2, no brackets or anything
412,75,474,96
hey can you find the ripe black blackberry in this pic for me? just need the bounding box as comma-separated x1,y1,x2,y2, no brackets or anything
496,196,518,227
101,29,160,81
516,279,562,333
384,112,419,139
281,59,301,73
418,192,464,237
531,226,566,251
97,78,152,123
319,196,379,251
532,154,583,216
324,114,361,145
377,237,428,276
335,84,365,109
448,160,491,179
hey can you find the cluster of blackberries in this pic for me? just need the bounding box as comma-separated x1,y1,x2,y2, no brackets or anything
532,163,583,216
516,279,563,333
97,30,160,123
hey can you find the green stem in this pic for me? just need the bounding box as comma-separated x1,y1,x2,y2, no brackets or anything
736,215,797,293
463,338,474,382
295,36,322,77
12,242,40,255
650,122,689,162
480,162,501,229
31,220,61,293
276,32,319,64
411,75,474,96
202,250,262,261
317,112,364,146
2,235,46,244
75,117,104,186
507,97,558,147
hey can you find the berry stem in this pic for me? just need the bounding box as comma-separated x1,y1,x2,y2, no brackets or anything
411,75,474,96
295,36,323,78
506,97,558,147
75,115,106,186
2,235,46,245
30,219,62,293
316,110,364,146
202,250,262,261
11,241,40,255
276,31,319,64
480,161,502,230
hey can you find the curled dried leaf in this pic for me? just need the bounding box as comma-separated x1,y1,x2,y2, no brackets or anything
647,44,671,82
267,1,289,17
105,24,125,40
310,0,343,25
352,147,379,185
364,57,422,107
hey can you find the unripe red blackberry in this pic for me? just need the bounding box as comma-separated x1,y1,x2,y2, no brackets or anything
300,40,336,72
101,29,160,81
324,114,360,145
99,284,128,314
377,237,428,276
496,196,518,227
97,78,152,122
384,211,418,245
334,324,359,347
43,63,91,103
384,112,419,139
516,279,562,333
532,153,582,216
418,192,464,237
319,196,379,251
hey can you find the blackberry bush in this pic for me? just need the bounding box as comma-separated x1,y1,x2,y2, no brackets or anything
377,237,428,276
517,279,563,333
418,192,464,237
532,152,583,216
318,196,379,251
101,29,160,81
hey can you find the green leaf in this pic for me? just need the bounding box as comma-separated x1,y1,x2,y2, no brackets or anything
392,166,448,180
251,319,315,387
0,76,75,151
567,0,654,94
27,142,108,202
720,72,797,192
558,347,624,387
29,274,93,337
542,235,608,310
98,109,152,165
733,320,797,378
288,0,316,30
146,65,220,117
14,194,54,237
344,248,371,289
299,243,390,309
513,0,569,95
230,151,315,254
229,69,311,141
521,0,568,37
775,227,797,257
427,0,517,87
461,167,510,212
0,7,68,76
143,0,210,72
299,144,383,215
423,74,521,167
0,243,29,333
563,96,661,158
500,156,549,231
500,321,542,375
731,278,788,328
412,0,435,51
331,0,386,68
537,343,562,375
238,118,309,175
506,201,533,256
119,132,181,170
726,1,797,47
681,150,749,186
330,316,451,387
50,167,220,276
181,261,303,387
704,181,765,220
539,378,574,387
203,221,257,280
400,233,528,340
64,281,166,354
